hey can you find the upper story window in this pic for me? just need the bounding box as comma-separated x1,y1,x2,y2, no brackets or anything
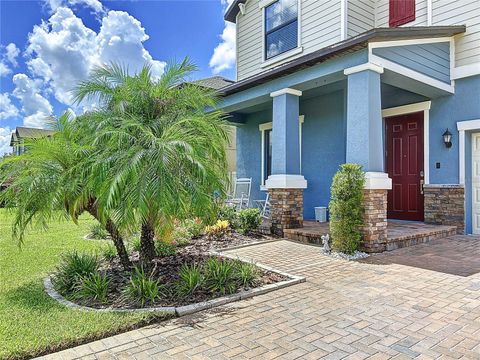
265,0,298,60
389,0,416,27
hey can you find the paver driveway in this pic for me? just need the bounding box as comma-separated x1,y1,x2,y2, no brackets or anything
40,238,480,359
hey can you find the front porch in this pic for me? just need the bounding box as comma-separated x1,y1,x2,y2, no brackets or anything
282,220,457,252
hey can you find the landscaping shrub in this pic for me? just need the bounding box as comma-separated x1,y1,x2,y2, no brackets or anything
233,260,259,288
53,251,99,295
175,264,203,298
205,220,230,240
181,218,204,238
101,243,117,262
155,240,176,257
124,266,164,307
238,208,261,234
328,164,365,254
217,206,239,229
75,272,110,304
171,225,193,247
203,257,237,295
89,223,109,240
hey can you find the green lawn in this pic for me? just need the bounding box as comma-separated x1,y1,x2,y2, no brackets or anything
0,210,163,360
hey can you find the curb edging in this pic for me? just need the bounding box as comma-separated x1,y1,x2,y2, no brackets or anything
44,250,305,316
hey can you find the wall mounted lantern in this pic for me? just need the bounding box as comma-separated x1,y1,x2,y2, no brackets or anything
443,129,452,148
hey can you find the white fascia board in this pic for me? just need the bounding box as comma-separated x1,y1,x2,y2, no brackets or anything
344,62,384,76
370,54,455,94
270,88,303,97
368,37,453,51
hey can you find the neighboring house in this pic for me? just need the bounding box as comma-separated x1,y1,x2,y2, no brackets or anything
10,127,55,155
191,76,238,186
217,0,480,238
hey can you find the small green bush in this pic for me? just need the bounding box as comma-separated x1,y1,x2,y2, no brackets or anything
233,260,259,289
203,257,237,295
75,272,110,303
101,243,117,262
53,252,99,295
89,223,109,240
175,264,203,298
238,208,261,234
181,219,204,238
155,241,176,257
124,266,163,307
217,206,239,229
171,226,193,247
328,163,365,254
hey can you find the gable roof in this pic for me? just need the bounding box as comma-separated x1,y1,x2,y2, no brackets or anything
10,127,56,146
16,127,55,139
190,76,235,90
219,26,465,96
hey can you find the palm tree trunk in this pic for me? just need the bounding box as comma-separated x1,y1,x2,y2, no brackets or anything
85,200,131,270
140,222,156,265
105,218,131,270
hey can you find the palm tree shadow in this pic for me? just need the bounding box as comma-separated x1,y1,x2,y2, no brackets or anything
4,279,57,311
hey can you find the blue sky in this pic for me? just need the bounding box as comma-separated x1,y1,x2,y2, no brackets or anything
0,0,236,155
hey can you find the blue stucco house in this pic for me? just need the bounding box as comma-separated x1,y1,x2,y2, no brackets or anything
208,0,480,243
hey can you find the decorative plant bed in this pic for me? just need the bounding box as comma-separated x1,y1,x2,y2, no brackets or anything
45,232,303,315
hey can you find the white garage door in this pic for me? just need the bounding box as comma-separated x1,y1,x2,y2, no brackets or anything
472,133,480,234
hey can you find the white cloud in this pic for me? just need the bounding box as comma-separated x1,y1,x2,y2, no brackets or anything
5,43,20,67
0,62,10,77
12,74,53,128
209,21,236,74
0,42,20,77
44,0,104,14
96,10,166,80
0,93,19,120
26,7,166,108
0,126,13,157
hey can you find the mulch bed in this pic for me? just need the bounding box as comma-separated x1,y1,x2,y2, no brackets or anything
66,231,285,309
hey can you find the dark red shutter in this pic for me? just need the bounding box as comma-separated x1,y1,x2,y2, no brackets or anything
389,0,416,27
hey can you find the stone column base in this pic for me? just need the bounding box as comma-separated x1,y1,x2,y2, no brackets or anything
360,172,391,253
268,188,304,236
361,189,388,253
424,184,465,234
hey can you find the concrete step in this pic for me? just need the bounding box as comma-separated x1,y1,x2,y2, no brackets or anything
282,221,458,252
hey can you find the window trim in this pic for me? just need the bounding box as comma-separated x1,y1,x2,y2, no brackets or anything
259,115,304,189
261,0,302,63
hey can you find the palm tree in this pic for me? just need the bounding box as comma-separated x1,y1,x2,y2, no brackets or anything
73,59,230,265
0,113,132,269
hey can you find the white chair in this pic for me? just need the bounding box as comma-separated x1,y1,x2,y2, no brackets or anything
225,178,252,210
254,193,271,219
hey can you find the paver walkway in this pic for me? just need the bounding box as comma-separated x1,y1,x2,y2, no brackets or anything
40,237,480,359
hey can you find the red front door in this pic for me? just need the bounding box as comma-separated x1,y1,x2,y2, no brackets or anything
386,112,424,221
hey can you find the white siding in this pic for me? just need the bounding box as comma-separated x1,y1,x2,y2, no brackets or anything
432,0,480,67
236,0,341,81
375,0,429,27
348,0,375,37
236,0,263,81
235,0,480,81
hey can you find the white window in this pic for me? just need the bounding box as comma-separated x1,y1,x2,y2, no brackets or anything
263,0,299,60
259,115,304,188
